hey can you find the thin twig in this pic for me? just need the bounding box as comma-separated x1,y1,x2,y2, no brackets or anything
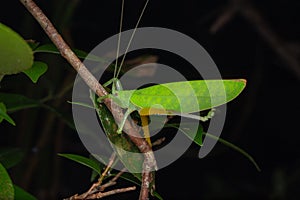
210,5,237,33
98,153,116,186
65,186,136,200
19,0,157,199
66,167,131,199
76,153,116,199
86,186,136,199
99,168,126,191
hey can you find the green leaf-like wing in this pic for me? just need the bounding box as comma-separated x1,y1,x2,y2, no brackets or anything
0,162,14,200
0,23,33,75
125,79,246,113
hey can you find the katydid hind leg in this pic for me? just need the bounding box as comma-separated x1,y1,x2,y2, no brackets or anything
176,108,216,122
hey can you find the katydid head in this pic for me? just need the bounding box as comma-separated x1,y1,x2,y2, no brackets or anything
109,77,123,95
113,78,123,91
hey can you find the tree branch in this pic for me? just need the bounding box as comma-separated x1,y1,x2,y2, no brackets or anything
19,0,157,199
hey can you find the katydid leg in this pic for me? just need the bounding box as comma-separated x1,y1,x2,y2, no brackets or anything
140,116,152,147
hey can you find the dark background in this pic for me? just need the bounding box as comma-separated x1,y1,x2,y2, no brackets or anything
1,0,299,199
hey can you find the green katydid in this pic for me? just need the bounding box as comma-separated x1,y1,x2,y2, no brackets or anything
96,0,247,146
100,78,245,132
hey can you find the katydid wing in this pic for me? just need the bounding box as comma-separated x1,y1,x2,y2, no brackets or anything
103,79,246,133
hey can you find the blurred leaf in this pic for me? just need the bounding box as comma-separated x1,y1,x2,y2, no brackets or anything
26,40,40,51
0,102,15,126
42,104,75,130
0,163,14,199
23,61,48,83
0,148,24,169
0,93,75,129
14,185,37,200
34,44,105,62
0,23,33,75
58,154,101,175
0,93,40,112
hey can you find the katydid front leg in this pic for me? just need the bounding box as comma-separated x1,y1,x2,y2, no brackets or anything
99,78,138,134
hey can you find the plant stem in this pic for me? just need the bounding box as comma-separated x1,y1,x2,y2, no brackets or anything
19,0,156,199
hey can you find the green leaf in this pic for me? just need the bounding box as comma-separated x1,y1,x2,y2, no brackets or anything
167,122,203,146
22,61,48,83
14,185,37,200
152,191,164,200
0,148,24,169
88,154,107,182
33,44,60,55
0,103,15,126
0,163,14,200
90,170,99,182
167,122,260,171
116,172,141,186
58,154,101,175
0,23,33,75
